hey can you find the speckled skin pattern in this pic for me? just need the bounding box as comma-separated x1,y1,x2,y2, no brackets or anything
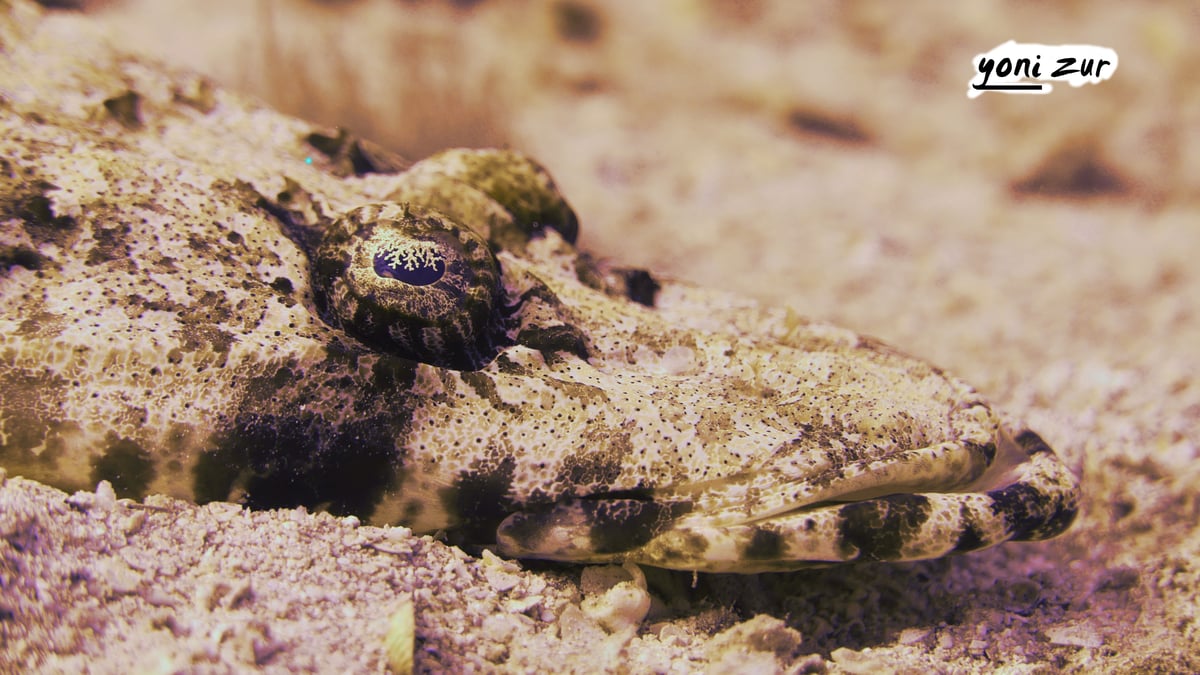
0,4,1077,572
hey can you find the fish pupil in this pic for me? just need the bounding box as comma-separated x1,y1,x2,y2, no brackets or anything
372,248,446,286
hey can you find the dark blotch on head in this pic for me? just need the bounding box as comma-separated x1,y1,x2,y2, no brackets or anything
459,371,520,414
6,182,77,246
663,530,711,562
269,276,294,294
190,442,242,507
988,482,1077,541
91,435,156,500
952,509,988,553
582,498,690,554
194,410,401,518
85,223,133,266
985,430,1077,541
836,493,932,561
743,527,785,560
442,456,518,545
0,245,48,273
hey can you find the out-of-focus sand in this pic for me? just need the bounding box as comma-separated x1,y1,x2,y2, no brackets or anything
4,1,1199,672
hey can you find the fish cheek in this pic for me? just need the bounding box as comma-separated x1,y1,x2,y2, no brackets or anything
192,360,416,519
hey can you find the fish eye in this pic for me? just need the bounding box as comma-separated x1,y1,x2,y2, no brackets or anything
311,202,504,370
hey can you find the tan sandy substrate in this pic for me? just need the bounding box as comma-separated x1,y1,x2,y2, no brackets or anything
3,1,1199,672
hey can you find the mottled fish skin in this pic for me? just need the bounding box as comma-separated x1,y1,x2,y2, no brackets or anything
0,2,1077,572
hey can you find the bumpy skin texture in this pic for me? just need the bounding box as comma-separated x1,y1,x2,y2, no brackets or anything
0,4,1078,572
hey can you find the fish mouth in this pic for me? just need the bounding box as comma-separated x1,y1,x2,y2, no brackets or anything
494,428,1077,573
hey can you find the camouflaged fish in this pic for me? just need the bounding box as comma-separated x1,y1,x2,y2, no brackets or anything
0,3,1077,573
